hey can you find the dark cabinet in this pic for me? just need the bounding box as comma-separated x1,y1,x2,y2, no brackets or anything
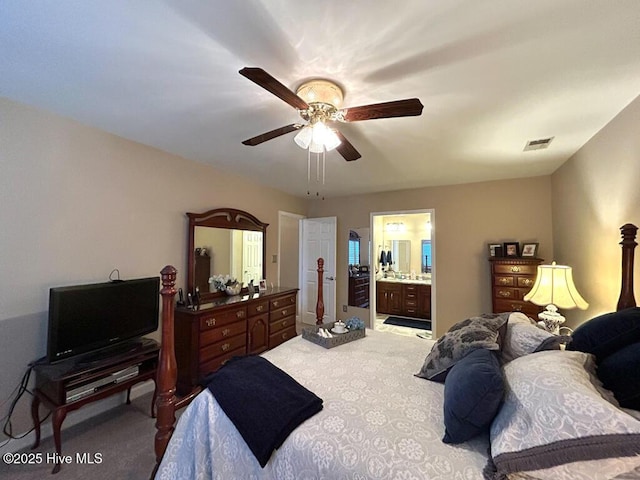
377,281,431,319
377,282,403,315
349,274,370,308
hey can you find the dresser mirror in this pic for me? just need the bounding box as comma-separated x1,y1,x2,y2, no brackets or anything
187,207,268,301
348,227,371,308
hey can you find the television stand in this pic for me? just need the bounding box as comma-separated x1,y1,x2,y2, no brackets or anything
31,338,159,474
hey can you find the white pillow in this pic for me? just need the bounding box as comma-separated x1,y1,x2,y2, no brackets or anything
488,350,640,480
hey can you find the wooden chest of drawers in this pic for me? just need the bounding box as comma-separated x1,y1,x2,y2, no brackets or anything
174,287,298,395
489,258,543,317
348,274,370,308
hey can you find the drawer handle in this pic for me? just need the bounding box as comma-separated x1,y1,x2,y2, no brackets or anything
222,328,230,337
282,310,287,316
221,343,230,351
273,301,279,307
498,290,512,297
222,359,229,366
498,278,510,285
282,320,288,327
206,318,216,327
511,304,522,311
522,279,533,286
511,266,521,273
289,297,295,304
236,311,245,318
257,305,264,312
281,332,288,340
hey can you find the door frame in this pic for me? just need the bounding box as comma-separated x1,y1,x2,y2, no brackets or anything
370,208,436,334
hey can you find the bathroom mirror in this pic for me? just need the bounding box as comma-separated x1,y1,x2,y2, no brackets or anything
187,207,268,301
392,239,411,273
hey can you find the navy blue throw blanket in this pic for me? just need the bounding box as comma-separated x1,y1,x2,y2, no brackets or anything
204,355,323,468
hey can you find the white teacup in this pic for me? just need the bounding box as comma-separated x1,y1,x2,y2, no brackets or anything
333,322,346,333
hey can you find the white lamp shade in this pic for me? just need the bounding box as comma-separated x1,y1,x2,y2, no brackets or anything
294,126,313,149
523,262,588,310
295,122,341,153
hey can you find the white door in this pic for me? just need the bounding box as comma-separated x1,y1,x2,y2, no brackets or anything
242,230,263,284
300,217,337,325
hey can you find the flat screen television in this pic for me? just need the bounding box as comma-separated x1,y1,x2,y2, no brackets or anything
47,277,160,364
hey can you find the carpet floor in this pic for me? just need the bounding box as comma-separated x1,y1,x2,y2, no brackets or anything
383,316,432,330
0,392,168,480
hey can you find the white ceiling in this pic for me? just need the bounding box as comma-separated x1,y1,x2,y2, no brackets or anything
1,1,639,198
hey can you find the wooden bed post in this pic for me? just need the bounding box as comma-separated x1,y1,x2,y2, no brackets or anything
153,265,178,473
617,223,638,311
316,258,325,325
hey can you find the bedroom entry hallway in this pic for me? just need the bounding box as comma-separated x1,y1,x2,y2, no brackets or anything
370,209,435,338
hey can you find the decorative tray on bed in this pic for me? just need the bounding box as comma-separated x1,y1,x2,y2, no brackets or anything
302,322,366,349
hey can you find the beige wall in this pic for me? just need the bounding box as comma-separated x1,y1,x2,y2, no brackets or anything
0,97,307,445
308,176,554,337
551,94,640,327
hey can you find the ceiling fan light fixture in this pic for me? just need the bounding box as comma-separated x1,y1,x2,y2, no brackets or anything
296,79,344,109
294,125,313,149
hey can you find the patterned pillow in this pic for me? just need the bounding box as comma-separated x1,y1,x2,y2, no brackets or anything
487,350,640,480
415,313,509,382
502,313,560,363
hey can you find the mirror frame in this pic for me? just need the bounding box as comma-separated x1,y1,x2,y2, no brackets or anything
187,207,268,302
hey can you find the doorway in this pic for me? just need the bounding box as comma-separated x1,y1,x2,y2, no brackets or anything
370,209,435,337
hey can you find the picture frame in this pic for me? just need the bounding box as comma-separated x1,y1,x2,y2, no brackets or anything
488,243,502,257
503,242,520,257
521,242,539,258
258,279,267,291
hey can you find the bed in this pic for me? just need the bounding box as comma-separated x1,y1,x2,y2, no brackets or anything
151,223,640,480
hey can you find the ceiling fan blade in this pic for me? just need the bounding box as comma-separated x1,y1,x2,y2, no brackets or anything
342,98,424,122
335,131,361,161
239,67,309,110
242,124,303,146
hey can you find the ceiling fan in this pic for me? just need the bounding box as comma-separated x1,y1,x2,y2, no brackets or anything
239,67,424,162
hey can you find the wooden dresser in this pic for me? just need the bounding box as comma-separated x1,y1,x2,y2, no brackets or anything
174,287,298,395
489,257,543,317
348,274,370,308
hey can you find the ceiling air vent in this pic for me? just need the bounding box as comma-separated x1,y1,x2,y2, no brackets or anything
524,137,554,151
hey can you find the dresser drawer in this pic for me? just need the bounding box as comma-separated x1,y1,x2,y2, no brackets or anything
270,293,296,310
199,334,247,363
199,307,247,331
494,299,539,317
517,277,535,288
199,346,246,378
248,300,269,316
271,304,296,321
495,276,515,287
270,315,295,334
268,324,297,349
494,287,518,300
200,320,247,347
494,264,538,276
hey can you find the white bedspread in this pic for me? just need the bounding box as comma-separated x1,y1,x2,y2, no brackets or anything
155,329,490,480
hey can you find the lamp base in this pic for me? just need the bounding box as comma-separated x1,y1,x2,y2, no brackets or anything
537,304,565,335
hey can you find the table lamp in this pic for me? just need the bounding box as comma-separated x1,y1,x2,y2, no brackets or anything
523,262,588,334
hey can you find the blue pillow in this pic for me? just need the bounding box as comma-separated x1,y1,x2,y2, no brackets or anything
597,341,640,410
442,348,504,444
567,307,640,361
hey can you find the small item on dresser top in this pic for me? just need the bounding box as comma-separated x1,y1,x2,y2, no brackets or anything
331,321,348,334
